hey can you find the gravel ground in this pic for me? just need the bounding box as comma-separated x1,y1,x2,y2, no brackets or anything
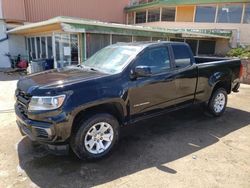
0,72,250,188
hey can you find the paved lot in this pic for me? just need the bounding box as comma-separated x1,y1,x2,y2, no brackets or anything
0,72,250,188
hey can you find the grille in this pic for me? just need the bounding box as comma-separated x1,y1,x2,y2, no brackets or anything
16,89,31,117
34,128,49,139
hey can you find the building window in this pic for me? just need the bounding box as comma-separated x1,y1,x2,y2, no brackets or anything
127,12,134,24
70,34,79,65
86,33,110,58
31,38,36,59
176,6,195,22
195,6,216,23
41,37,46,58
136,11,147,23
243,3,250,23
161,7,176,21
217,4,243,23
27,38,31,60
198,40,216,55
55,34,71,67
112,35,132,44
47,36,53,59
27,36,54,61
148,8,160,22
133,36,151,41
36,37,41,58
55,33,79,67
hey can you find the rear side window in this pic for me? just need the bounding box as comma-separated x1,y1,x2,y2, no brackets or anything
135,46,170,74
172,44,192,68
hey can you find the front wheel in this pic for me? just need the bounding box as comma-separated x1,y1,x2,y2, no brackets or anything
207,88,228,117
71,113,119,160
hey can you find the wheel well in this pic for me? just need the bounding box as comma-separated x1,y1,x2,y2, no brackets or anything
71,103,124,134
213,80,231,94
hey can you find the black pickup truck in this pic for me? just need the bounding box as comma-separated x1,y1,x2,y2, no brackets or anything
15,42,242,160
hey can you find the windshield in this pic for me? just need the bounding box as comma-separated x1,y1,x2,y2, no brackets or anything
83,44,143,74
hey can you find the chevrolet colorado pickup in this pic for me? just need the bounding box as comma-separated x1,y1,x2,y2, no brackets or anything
15,42,242,160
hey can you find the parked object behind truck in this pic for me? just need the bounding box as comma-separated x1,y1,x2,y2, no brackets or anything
15,42,242,160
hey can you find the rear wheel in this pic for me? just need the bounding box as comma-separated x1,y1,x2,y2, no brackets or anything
71,113,119,160
207,88,227,117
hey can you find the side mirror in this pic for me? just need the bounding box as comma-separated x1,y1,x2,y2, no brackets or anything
133,66,152,78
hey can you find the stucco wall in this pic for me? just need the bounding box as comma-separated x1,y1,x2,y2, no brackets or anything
0,20,10,67
241,60,250,84
215,39,231,56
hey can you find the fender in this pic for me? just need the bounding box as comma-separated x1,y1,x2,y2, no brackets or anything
70,97,128,122
208,68,232,96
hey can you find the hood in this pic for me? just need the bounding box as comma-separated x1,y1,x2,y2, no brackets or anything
17,66,108,93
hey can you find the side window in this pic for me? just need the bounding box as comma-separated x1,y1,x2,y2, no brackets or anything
172,44,192,68
136,47,170,74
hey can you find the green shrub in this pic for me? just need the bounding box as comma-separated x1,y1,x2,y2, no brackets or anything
227,47,250,59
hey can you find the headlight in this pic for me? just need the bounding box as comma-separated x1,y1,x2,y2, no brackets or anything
28,95,66,111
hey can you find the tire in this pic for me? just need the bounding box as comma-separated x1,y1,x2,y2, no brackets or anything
207,88,228,117
70,113,120,160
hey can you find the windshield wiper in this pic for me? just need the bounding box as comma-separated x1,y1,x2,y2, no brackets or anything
77,64,85,68
77,64,99,72
90,67,98,71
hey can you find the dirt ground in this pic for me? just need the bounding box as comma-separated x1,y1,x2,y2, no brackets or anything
0,72,250,188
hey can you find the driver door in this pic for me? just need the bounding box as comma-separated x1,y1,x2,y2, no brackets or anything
129,45,177,119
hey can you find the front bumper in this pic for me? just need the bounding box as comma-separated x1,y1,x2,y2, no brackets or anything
16,113,56,142
15,104,72,145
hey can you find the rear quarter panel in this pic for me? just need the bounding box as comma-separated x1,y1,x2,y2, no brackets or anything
195,59,241,103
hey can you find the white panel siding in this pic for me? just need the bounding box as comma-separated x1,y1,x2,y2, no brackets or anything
2,0,26,21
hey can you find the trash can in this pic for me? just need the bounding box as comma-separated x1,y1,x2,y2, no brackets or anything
28,59,46,74
44,59,54,70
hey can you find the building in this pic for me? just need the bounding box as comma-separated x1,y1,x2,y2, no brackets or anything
125,0,250,55
1,0,250,68
0,0,129,67
7,16,229,69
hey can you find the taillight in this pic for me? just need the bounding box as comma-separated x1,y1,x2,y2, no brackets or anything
239,63,243,78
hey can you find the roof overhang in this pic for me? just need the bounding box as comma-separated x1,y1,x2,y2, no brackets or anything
7,16,231,39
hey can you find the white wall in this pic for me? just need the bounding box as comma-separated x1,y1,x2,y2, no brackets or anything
0,19,27,68
8,35,26,57
0,0,3,19
0,20,10,68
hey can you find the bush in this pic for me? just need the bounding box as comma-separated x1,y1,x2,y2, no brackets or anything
227,48,250,59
